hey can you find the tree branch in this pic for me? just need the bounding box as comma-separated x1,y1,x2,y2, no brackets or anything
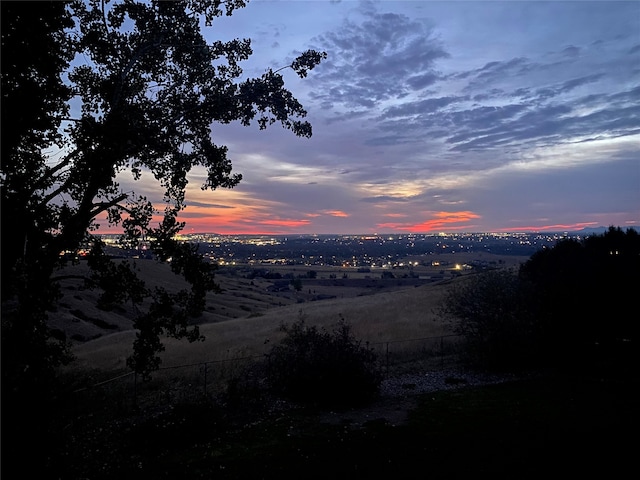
32,148,80,195
101,0,110,35
90,192,130,218
39,177,74,207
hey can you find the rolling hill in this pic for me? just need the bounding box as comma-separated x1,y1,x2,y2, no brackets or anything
51,258,468,375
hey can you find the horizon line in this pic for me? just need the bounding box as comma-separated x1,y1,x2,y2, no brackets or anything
93,225,639,237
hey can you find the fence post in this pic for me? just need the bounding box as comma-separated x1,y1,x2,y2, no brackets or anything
386,342,389,373
203,362,208,397
133,372,138,410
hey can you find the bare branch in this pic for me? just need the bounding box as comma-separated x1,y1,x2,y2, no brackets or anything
39,178,73,207
101,0,110,35
90,192,130,218
32,148,80,195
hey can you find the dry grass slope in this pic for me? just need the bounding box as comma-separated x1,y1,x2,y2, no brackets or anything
56,259,457,376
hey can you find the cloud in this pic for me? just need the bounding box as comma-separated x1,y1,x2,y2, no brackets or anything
376,211,482,233
447,95,640,153
308,4,449,109
533,73,605,101
255,218,312,228
561,45,581,58
321,209,350,217
379,96,462,120
451,57,533,84
360,195,410,204
368,58,638,155
405,72,440,90
184,200,234,209
363,134,415,147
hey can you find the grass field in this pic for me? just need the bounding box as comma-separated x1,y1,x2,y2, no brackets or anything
59,254,504,376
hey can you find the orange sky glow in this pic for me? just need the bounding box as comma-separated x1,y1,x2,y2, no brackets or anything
92,210,631,236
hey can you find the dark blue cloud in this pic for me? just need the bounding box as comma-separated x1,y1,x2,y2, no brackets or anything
446,94,640,153
379,96,462,119
360,195,410,203
451,57,533,83
533,74,605,101
308,5,449,109
405,72,440,90
561,45,581,58
185,200,235,209
363,135,414,147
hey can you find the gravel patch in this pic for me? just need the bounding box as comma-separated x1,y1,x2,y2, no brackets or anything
380,369,521,398
318,368,523,428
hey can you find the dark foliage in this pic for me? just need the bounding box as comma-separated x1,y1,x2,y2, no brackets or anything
520,226,639,362
441,226,639,371
438,269,538,369
50,375,639,479
265,318,382,407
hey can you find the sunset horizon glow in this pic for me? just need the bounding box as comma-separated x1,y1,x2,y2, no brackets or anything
93,211,636,236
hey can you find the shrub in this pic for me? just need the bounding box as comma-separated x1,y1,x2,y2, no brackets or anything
265,318,382,408
438,270,537,370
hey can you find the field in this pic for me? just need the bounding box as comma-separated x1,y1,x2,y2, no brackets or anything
56,252,528,377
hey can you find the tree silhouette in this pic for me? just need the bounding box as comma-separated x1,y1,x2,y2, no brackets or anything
440,227,639,370
520,226,640,358
1,0,325,389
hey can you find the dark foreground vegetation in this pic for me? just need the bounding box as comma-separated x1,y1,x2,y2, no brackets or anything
43,372,639,479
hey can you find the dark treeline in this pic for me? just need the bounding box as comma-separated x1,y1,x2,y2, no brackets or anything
440,226,639,370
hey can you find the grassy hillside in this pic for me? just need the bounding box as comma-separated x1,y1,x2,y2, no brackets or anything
66,278,453,374
55,253,527,376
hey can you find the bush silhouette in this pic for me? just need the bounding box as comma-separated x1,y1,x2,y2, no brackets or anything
438,269,537,370
266,318,382,407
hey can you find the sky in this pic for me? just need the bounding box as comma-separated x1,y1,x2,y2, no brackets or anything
112,0,640,235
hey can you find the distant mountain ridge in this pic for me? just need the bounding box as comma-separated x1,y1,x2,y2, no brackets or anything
570,225,640,235
183,227,640,236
